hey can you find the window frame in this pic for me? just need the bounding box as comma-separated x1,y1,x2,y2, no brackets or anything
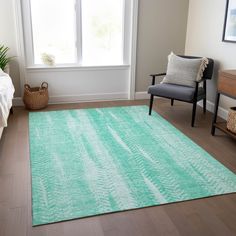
21,0,129,68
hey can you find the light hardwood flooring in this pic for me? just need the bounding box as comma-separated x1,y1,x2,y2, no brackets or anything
0,99,236,236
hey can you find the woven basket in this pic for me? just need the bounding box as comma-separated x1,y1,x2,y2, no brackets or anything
23,82,49,110
227,107,236,134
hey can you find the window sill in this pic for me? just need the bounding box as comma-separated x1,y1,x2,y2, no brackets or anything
26,64,130,72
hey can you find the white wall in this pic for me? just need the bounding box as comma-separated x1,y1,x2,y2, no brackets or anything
185,0,236,111
135,0,189,92
0,0,21,97
25,67,130,103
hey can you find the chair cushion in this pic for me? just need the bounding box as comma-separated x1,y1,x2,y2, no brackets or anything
161,53,209,87
148,83,205,102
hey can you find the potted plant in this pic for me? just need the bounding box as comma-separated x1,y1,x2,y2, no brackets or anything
0,45,14,73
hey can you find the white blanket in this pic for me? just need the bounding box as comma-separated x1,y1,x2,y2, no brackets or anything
0,69,15,127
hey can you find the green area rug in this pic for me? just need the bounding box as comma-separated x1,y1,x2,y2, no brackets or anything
29,106,236,226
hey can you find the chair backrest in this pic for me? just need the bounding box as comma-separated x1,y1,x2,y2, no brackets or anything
178,55,214,80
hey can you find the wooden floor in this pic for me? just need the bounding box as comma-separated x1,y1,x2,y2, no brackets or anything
0,99,236,236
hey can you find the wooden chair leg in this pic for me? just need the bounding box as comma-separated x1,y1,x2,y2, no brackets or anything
203,98,206,113
149,95,154,115
171,99,174,106
191,102,197,127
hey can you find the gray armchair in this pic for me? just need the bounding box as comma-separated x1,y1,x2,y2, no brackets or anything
148,56,214,127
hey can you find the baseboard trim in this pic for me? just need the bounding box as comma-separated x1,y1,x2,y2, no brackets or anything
49,93,128,104
135,91,150,100
198,100,228,121
13,92,229,121
13,93,129,106
13,97,24,106
135,91,228,121
134,92,167,100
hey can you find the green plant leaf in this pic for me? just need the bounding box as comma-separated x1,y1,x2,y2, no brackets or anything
0,44,14,70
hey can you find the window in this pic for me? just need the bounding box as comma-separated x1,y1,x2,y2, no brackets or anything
81,0,123,65
25,0,125,66
30,0,77,64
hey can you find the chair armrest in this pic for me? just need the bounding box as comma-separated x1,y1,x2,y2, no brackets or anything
149,73,166,85
150,73,166,77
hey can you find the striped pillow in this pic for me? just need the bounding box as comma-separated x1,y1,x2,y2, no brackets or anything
162,53,208,87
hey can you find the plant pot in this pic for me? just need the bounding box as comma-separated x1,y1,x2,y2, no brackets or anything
227,107,236,134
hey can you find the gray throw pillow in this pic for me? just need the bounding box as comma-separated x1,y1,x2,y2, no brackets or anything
162,53,208,87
